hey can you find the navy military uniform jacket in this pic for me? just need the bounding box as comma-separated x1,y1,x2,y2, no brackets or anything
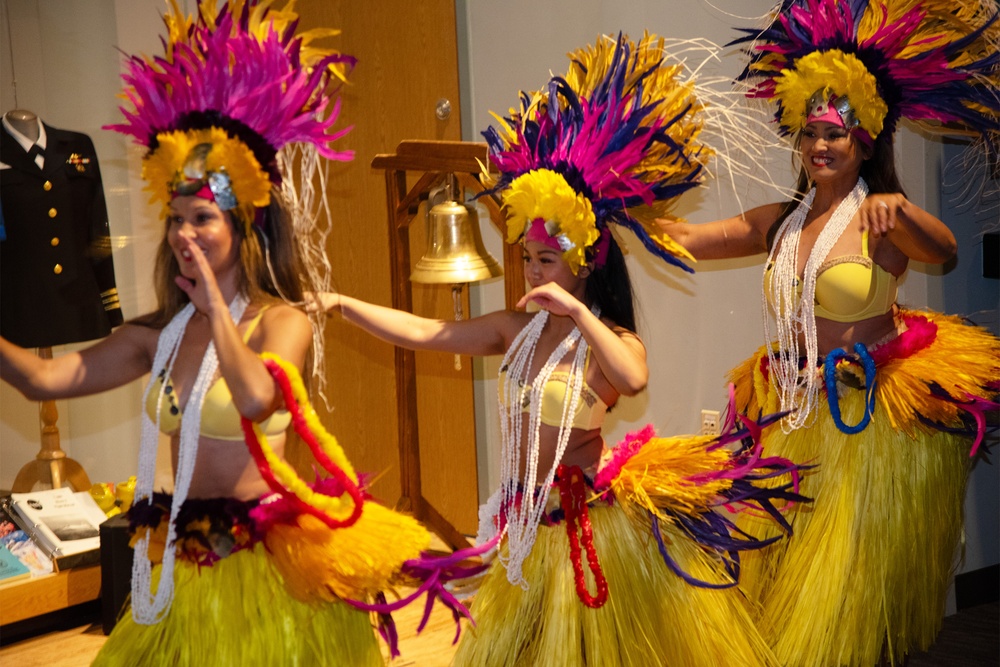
0,123,123,347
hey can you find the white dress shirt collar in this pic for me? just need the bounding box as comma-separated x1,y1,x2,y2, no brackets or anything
2,115,47,167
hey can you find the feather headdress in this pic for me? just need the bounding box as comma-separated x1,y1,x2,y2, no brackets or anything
106,0,355,224
733,0,1000,150
482,33,710,274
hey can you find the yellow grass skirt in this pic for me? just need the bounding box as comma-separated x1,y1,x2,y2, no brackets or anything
454,499,778,667
730,310,997,666
91,541,383,667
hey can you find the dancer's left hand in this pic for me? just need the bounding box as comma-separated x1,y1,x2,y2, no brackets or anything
859,193,907,238
517,283,583,318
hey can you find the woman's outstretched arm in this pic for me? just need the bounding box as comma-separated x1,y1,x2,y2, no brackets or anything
0,325,154,401
325,293,516,358
655,203,782,260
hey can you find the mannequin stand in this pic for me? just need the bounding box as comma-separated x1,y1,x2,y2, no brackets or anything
10,347,91,492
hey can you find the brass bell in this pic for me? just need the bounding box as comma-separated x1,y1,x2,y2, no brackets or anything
410,200,502,284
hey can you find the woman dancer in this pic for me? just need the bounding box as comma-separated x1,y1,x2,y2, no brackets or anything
315,33,807,667
658,2,1000,664
1,2,471,664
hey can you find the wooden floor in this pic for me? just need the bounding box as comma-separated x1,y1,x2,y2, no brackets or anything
908,601,999,667
1,599,995,666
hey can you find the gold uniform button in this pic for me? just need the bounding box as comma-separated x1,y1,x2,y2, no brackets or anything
43,181,52,191
50,237,60,247
48,208,57,218
53,264,63,275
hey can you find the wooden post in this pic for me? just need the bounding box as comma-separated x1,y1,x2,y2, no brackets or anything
371,140,522,551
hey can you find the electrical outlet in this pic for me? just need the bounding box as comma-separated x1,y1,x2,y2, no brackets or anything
700,409,721,436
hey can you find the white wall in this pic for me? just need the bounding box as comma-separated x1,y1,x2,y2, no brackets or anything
936,141,999,576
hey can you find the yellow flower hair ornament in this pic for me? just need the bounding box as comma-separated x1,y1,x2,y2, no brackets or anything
144,127,273,225
774,50,887,141
504,169,598,274
241,353,363,528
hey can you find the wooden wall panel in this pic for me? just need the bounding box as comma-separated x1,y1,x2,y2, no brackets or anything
293,0,478,534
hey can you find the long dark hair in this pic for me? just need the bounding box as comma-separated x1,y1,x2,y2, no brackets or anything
585,236,638,333
766,132,905,250
134,187,307,328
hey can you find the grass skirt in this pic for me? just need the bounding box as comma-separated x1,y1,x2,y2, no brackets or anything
730,310,997,666
91,494,385,667
454,499,778,666
91,542,383,667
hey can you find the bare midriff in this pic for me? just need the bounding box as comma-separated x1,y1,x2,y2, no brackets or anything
170,434,281,500
517,424,605,476
812,307,901,355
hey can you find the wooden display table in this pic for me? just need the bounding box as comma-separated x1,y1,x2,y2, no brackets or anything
0,565,101,626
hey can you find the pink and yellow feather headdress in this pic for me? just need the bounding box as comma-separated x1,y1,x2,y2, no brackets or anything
106,0,355,226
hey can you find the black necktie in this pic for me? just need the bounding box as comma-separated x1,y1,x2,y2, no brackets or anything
26,144,44,166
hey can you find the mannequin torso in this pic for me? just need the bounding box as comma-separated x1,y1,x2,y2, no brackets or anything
4,109,40,142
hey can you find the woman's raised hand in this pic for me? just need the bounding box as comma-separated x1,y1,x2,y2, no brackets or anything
173,237,228,314
859,193,906,238
517,282,583,318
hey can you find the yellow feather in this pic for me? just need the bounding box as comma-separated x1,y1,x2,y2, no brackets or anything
264,504,431,603
503,169,598,273
608,434,733,520
731,309,1000,436
144,128,271,224
774,49,886,140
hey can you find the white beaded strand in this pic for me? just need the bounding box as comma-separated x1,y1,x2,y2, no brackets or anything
131,294,249,625
763,177,868,432
495,307,596,587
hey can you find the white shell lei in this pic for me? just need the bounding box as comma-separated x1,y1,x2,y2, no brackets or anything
763,177,868,432
490,306,597,587
131,294,249,624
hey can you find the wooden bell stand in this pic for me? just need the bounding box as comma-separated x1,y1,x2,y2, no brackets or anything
10,347,91,493
371,140,524,551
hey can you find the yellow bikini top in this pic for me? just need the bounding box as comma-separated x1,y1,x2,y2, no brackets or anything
145,308,292,441
500,348,610,432
765,229,897,323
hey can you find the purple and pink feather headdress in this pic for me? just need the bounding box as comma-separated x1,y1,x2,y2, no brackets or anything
733,0,1000,154
482,33,709,274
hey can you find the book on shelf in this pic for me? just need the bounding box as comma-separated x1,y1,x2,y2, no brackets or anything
7,488,108,571
0,544,31,585
0,501,53,577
